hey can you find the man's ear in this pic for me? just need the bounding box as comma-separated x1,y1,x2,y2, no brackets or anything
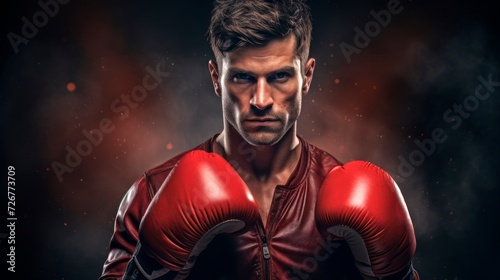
208,60,221,97
302,58,315,95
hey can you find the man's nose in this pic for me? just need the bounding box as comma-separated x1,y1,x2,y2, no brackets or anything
250,78,273,110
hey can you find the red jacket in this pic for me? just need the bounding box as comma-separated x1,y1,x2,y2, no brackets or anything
100,135,371,279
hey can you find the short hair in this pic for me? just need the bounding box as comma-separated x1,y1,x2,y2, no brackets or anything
208,0,313,67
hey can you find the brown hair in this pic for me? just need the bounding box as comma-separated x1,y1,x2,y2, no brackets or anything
208,0,313,68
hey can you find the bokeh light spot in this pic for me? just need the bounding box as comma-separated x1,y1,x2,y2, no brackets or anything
66,82,76,92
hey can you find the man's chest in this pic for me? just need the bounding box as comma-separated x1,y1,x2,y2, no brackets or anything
247,181,278,228
188,182,354,280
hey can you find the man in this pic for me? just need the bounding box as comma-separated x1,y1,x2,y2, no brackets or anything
100,1,419,279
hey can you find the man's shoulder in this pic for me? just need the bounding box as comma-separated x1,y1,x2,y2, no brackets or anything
140,137,215,191
301,138,343,175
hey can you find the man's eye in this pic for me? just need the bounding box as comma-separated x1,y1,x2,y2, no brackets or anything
270,72,290,82
233,73,252,82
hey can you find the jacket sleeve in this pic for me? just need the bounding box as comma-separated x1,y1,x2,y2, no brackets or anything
99,176,154,280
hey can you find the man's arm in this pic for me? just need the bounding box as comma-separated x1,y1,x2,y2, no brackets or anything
99,176,155,280
122,150,259,280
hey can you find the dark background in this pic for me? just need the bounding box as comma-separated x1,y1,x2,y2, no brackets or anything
1,0,499,279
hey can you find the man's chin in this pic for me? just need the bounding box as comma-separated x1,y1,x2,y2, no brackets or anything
241,131,283,146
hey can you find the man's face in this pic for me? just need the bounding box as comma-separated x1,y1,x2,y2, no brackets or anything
209,35,315,146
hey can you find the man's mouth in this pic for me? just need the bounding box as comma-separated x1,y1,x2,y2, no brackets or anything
245,117,279,122
243,118,280,128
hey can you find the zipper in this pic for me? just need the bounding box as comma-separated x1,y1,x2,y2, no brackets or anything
258,186,283,280
260,232,271,280
261,235,271,260
257,218,271,280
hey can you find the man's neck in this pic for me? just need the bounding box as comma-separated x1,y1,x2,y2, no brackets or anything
213,126,301,185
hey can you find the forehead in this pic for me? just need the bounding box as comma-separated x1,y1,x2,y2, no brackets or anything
221,35,300,73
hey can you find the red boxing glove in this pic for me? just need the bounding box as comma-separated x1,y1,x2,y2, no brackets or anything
124,150,259,279
316,161,419,279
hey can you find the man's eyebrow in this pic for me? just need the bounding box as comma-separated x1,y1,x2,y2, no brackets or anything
272,66,296,74
226,68,255,76
226,66,296,76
